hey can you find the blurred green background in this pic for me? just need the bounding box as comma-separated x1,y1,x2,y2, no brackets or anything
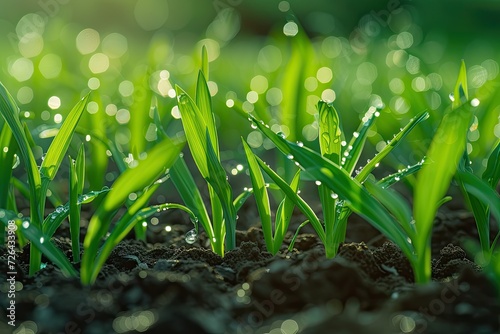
1,0,499,180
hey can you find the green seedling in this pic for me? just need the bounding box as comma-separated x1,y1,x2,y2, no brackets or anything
245,100,428,258
412,60,474,282
457,141,500,255
0,81,89,276
81,136,183,284
243,139,303,255
170,47,240,256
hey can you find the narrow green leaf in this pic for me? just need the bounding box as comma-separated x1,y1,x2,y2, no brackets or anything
68,152,81,262
0,81,42,225
377,161,425,189
170,156,214,243
254,154,326,244
0,125,16,209
176,85,210,178
343,107,378,174
243,139,273,251
457,170,500,233
453,60,468,109
201,45,209,80
40,94,90,183
483,141,500,188
196,71,219,157
317,101,342,164
273,170,300,254
414,62,471,283
205,130,236,250
365,179,415,239
82,137,183,284
233,189,253,212
356,111,429,183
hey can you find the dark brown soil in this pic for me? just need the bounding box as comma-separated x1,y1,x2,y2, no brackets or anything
1,207,499,334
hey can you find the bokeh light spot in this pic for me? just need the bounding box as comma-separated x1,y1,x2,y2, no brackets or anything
87,101,99,114
278,1,290,12
17,86,33,104
266,87,283,106
89,53,110,73
102,33,128,58
18,32,44,58
39,54,62,79
88,77,100,90
116,109,131,124
396,32,413,49
119,81,134,97
304,77,318,92
258,45,282,72
389,78,405,94
321,89,336,102
76,28,100,55
247,131,263,148
9,58,34,82
48,96,61,110
317,67,333,83
250,75,269,94
283,22,299,36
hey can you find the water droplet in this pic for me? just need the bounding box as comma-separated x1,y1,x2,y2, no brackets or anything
185,229,198,244
251,123,258,129
55,206,64,213
315,180,322,186
22,221,30,228
12,154,20,169
449,93,455,102
40,237,45,244
296,141,304,147
277,132,286,139
286,154,294,160
331,193,338,199
395,176,400,181
353,132,359,138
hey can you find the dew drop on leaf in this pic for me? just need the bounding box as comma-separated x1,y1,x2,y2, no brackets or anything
185,229,198,244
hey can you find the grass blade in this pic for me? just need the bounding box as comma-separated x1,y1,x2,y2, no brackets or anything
40,94,90,216
343,107,378,174
273,170,300,254
81,137,183,284
457,170,500,235
482,141,500,188
413,60,471,283
170,156,215,247
356,111,429,183
253,153,326,243
0,125,16,211
243,139,273,251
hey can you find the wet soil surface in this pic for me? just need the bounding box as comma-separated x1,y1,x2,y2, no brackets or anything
1,207,499,334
